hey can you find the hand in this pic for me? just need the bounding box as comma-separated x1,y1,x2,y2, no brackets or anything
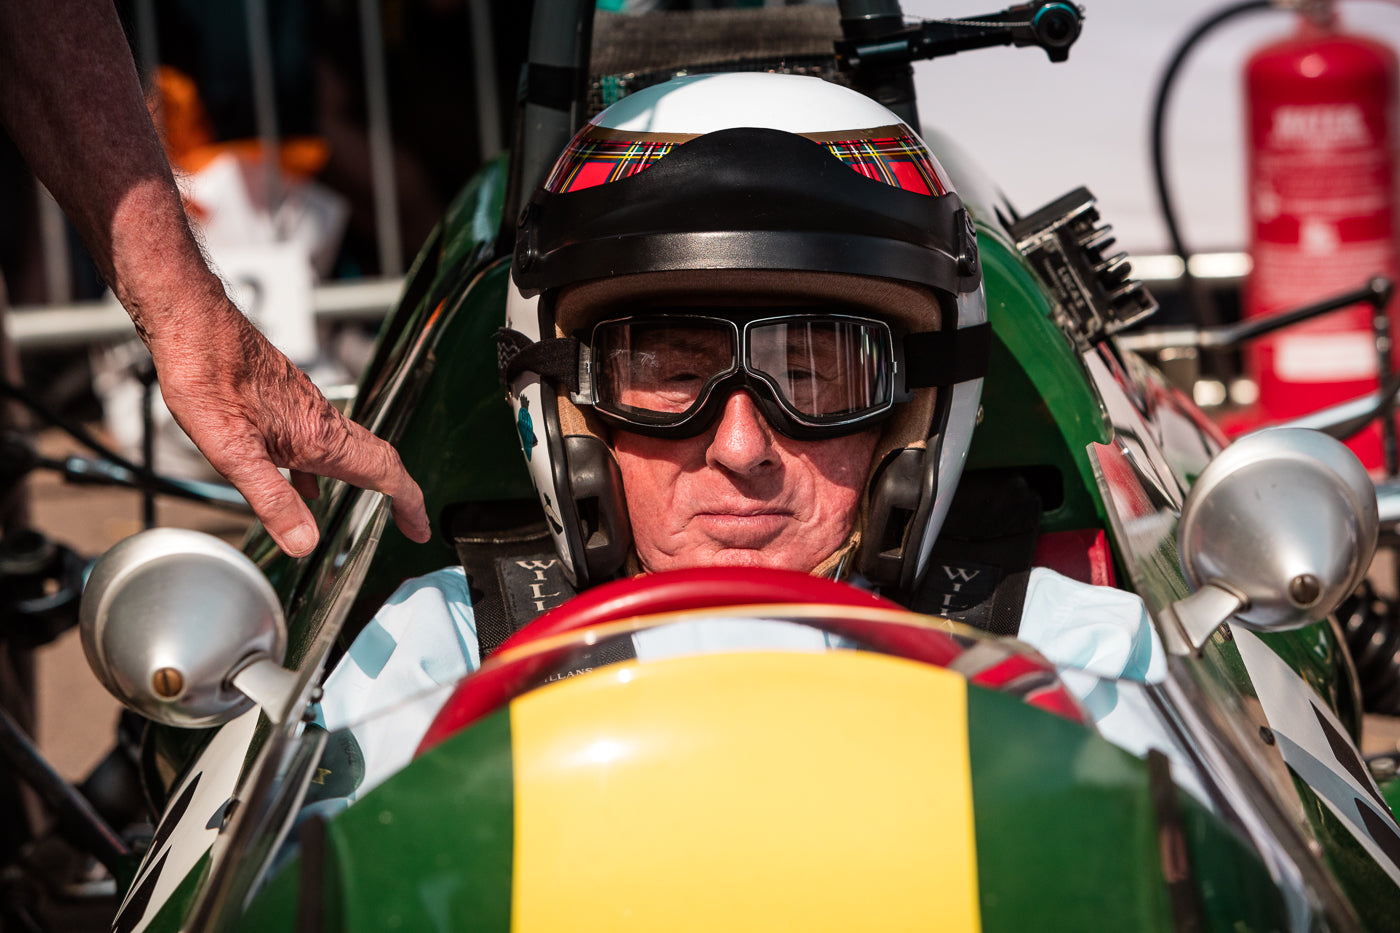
0,0,429,558
150,299,431,557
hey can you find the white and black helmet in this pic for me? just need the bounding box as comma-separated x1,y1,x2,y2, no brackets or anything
500,72,989,595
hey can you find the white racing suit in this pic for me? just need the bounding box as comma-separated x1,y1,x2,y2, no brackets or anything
314,565,1166,797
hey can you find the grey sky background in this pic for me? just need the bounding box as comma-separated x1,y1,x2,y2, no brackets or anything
904,0,1400,255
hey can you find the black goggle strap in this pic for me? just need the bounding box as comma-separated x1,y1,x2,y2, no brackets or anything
497,320,994,396
900,321,992,389
497,327,581,393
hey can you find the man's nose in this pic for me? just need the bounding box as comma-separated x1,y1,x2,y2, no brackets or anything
706,390,776,473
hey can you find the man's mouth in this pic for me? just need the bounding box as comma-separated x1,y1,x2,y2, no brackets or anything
703,507,787,517
695,502,792,521
691,508,792,546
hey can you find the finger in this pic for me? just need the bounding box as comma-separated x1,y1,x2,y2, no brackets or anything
387,471,431,543
218,455,320,557
289,417,431,544
290,469,321,501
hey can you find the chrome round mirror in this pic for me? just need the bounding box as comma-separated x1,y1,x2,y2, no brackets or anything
1177,427,1377,633
80,528,286,728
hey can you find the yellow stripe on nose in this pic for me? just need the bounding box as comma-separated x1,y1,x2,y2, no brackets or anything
510,650,979,932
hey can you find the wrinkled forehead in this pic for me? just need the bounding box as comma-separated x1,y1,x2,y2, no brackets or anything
554,269,944,339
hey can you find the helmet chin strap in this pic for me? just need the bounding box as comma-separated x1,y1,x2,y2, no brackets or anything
812,529,863,579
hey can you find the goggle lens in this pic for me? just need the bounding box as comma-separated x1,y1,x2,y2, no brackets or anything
589,314,895,436
596,320,736,419
747,320,891,419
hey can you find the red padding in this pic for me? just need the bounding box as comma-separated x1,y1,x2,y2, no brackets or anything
1025,684,1089,725
1031,528,1115,587
495,566,902,654
416,566,1092,755
968,653,1045,690
419,569,911,755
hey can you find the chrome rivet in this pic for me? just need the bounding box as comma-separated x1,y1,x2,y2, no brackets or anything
152,667,184,699
1289,574,1322,608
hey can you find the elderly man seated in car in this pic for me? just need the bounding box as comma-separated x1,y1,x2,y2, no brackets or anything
315,74,1163,791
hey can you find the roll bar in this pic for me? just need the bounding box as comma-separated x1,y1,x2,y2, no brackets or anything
501,0,1084,243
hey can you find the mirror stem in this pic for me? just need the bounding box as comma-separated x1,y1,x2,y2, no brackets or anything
230,657,303,724
1167,583,1246,654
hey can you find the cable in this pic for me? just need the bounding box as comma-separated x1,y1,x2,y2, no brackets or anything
1149,0,1276,326
0,379,249,512
0,379,146,480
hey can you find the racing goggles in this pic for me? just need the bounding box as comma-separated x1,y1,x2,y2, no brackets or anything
578,312,905,440
499,309,990,441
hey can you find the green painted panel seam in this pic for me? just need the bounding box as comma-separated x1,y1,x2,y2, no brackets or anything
340,709,515,933
967,686,1174,931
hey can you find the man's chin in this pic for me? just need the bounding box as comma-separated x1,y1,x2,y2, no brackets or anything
637,519,847,574
648,544,826,575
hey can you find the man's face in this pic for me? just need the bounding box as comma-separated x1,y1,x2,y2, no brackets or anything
612,388,878,573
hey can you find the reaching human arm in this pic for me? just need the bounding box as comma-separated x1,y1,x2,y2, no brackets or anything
0,0,430,556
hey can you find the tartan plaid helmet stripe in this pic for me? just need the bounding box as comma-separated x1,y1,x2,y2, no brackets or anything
544,125,949,195
822,134,948,195
544,135,682,193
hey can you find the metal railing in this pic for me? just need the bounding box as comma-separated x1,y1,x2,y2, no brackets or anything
13,0,509,348
6,277,405,351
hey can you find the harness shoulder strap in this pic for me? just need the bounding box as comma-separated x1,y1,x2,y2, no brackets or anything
447,500,636,672
907,470,1042,637
446,500,577,658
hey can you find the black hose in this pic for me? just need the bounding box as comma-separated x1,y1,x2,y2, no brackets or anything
0,704,128,873
1340,579,1400,715
0,379,249,512
1149,0,1276,327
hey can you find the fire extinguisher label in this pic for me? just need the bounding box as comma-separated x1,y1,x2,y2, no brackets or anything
1244,27,1400,467
1275,330,1378,381
1249,95,1395,381
1253,239,1394,333
1266,103,1371,149
1252,99,1394,317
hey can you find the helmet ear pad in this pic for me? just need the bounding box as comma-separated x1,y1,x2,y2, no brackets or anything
857,388,947,591
553,393,632,588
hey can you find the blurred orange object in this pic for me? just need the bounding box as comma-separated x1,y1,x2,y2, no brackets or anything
147,65,328,180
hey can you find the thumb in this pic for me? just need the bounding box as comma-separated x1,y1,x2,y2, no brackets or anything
224,458,320,557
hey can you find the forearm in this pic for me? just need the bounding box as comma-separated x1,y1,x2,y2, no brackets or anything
0,1,431,553
0,0,234,345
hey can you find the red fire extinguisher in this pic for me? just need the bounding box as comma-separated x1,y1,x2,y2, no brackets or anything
1244,0,1400,468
